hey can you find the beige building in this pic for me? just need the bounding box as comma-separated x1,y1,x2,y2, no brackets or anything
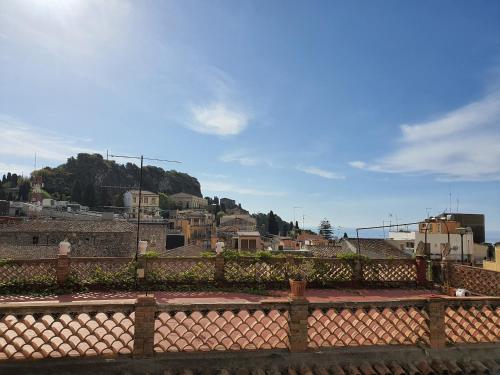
220,214,256,231
169,209,216,249
232,231,261,251
170,193,208,209
123,190,160,219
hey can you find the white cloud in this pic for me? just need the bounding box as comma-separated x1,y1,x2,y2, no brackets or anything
296,165,345,180
201,180,285,197
349,161,366,169
219,150,260,166
349,91,500,181
190,102,249,136
0,115,99,168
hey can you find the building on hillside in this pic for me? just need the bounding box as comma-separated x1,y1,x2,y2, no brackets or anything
219,214,256,231
170,193,208,209
0,219,135,257
297,233,329,247
169,209,216,249
123,190,160,219
0,200,9,216
271,236,301,251
232,231,261,251
220,198,236,209
339,238,411,259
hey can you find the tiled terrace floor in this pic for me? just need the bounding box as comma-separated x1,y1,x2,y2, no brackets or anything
0,288,445,304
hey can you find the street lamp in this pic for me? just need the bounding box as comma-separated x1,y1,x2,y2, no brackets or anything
456,227,468,263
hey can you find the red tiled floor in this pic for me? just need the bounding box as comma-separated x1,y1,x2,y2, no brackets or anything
0,288,445,304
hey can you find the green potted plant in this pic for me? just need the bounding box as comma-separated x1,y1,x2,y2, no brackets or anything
289,272,307,298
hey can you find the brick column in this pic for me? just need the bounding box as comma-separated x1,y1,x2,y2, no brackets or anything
215,253,225,283
352,259,363,286
415,256,427,287
56,254,70,286
427,297,446,349
133,294,156,357
288,298,309,352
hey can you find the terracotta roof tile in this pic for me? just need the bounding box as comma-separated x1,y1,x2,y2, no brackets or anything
0,219,134,233
152,359,500,375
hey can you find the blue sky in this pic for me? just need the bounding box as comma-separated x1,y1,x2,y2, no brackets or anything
1,1,500,240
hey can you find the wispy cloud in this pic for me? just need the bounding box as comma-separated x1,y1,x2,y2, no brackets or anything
349,90,500,181
0,115,98,168
189,102,249,136
201,180,285,197
348,161,366,169
219,150,268,167
296,165,345,180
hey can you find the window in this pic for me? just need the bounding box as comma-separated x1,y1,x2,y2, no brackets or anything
249,239,257,250
143,197,148,204
133,197,136,203
241,239,249,250
151,197,156,204
32,236,39,245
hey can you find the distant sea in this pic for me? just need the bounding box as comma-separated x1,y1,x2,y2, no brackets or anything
302,226,500,244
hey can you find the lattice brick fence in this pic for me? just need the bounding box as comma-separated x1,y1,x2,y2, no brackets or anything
144,257,215,283
362,260,417,283
308,302,429,348
70,257,135,286
449,264,500,296
0,259,57,286
0,297,498,360
445,300,500,344
154,303,290,352
0,302,135,360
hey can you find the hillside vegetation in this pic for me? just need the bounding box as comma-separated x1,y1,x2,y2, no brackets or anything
34,153,202,208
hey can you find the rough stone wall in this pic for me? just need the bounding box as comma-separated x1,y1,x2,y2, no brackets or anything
0,231,134,258
136,223,167,251
0,245,58,259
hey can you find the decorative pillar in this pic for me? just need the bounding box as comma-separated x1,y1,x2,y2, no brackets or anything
416,256,428,287
215,253,225,283
428,297,446,349
288,298,309,352
352,259,363,286
133,294,156,357
56,254,70,286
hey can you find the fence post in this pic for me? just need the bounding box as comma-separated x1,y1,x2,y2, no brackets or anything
56,254,70,286
416,256,427,287
427,297,446,349
352,259,363,286
288,298,309,352
133,294,156,357
215,253,225,283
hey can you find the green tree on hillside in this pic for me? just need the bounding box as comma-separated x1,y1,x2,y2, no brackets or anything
83,183,96,207
319,219,333,240
18,179,31,201
71,180,83,203
268,210,279,235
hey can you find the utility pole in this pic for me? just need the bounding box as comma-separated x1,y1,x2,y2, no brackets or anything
108,153,181,259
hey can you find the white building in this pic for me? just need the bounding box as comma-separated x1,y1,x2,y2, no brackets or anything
414,231,474,261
